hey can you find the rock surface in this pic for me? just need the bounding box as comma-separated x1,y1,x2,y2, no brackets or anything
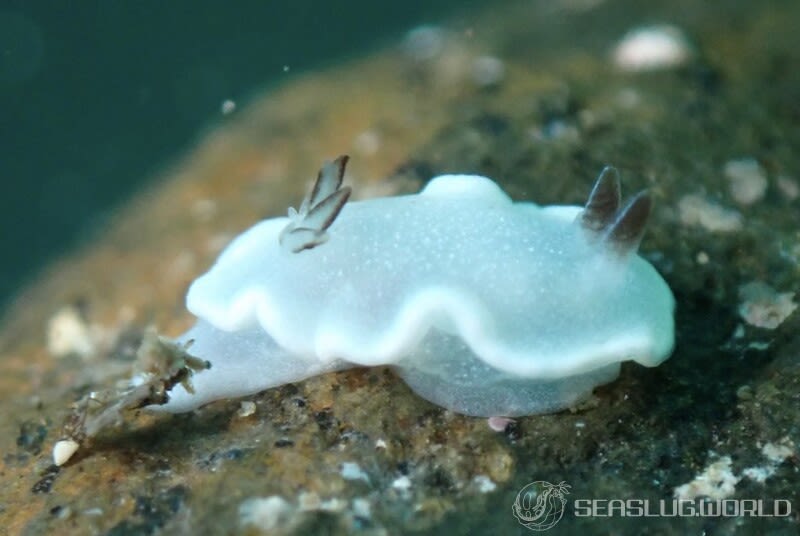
1,0,798,534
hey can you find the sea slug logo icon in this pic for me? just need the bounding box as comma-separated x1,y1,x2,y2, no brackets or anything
512,480,570,531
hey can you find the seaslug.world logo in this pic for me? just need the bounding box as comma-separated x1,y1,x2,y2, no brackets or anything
512,480,571,531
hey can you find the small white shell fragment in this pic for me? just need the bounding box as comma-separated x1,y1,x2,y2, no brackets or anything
297,491,320,511
761,439,795,463
236,400,256,417
679,440,795,491
738,281,797,329
678,194,743,232
392,475,412,491
297,491,347,513
52,505,72,520
318,498,348,512
613,24,691,71
191,198,217,222
742,440,794,483
615,87,642,109
351,498,372,519
53,439,80,466
487,416,515,432
353,129,381,156
741,465,772,484
724,158,768,205
340,462,370,483
470,55,505,87
47,306,95,359
239,496,293,530
776,175,799,200
403,25,446,61
472,475,497,493
673,456,739,501
151,160,675,417
220,99,236,115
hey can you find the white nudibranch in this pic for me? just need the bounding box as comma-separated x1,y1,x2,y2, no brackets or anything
153,157,675,417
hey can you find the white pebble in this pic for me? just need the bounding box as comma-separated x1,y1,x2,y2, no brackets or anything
678,194,743,232
673,456,739,500
472,475,497,493
615,87,642,109
47,307,95,359
340,461,370,483
297,491,320,511
761,440,795,463
236,400,256,417
724,158,768,205
470,55,505,87
403,25,446,61
239,496,293,530
776,175,799,200
298,492,347,513
487,416,514,432
392,475,412,490
353,129,381,156
613,25,691,71
192,199,217,222
53,439,80,466
351,497,372,518
220,99,236,115
738,281,797,330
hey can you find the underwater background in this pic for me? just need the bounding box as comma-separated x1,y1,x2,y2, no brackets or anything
0,0,487,312
1,0,798,534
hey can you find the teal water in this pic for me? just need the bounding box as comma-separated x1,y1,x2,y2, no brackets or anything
0,0,489,311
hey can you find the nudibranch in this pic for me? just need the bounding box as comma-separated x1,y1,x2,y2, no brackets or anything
154,157,675,417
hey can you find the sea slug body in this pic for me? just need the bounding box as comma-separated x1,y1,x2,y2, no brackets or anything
151,157,675,417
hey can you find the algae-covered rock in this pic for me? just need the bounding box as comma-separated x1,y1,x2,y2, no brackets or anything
1,0,798,533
